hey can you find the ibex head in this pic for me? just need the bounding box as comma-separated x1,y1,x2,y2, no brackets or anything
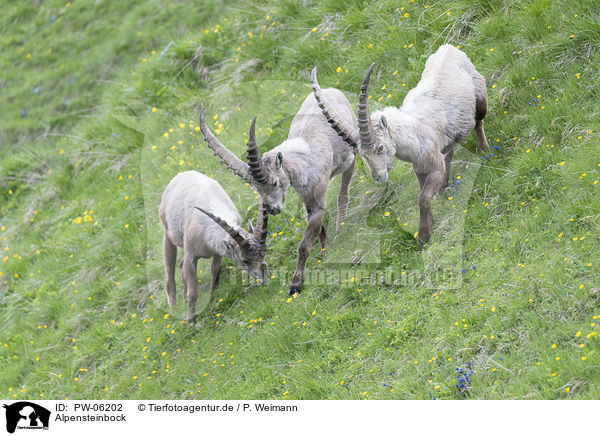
194,200,269,282
312,64,395,183
199,110,290,215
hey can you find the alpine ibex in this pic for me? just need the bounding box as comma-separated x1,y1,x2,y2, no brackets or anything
159,170,268,323
312,44,489,247
199,88,357,295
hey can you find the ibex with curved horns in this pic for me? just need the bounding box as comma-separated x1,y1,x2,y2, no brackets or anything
312,44,489,247
199,88,357,295
159,170,268,323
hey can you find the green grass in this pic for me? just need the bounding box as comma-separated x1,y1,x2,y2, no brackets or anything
1,0,599,400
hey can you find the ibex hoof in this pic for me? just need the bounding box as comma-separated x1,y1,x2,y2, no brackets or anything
288,284,302,296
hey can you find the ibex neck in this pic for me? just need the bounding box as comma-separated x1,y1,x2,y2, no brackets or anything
381,108,431,164
269,138,325,204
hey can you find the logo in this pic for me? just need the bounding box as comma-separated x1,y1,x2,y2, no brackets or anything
2,402,50,434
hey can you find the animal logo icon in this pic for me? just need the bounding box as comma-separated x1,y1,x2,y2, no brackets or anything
2,402,50,434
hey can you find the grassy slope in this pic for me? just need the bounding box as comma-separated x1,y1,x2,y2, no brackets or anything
1,0,599,400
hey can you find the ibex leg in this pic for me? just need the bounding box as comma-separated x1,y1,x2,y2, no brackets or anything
210,255,223,291
319,225,330,248
336,158,355,232
182,254,198,324
441,147,455,191
417,171,444,248
475,92,489,152
179,259,187,300
289,207,325,295
163,233,177,309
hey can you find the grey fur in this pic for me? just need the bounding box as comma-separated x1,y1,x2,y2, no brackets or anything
314,45,489,247
201,90,356,294
159,170,268,323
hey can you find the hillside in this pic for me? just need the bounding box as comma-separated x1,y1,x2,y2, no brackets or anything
1,0,599,400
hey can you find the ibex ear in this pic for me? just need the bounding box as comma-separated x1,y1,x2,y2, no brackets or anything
247,219,255,234
379,115,388,130
276,152,283,170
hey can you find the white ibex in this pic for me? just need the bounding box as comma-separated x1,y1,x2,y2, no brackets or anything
312,44,489,247
159,169,268,323
199,89,357,295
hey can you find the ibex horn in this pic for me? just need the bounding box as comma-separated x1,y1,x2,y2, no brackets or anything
357,63,376,148
199,108,252,182
253,197,269,247
311,66,360,149
194,206,253,252
246,116,274,185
